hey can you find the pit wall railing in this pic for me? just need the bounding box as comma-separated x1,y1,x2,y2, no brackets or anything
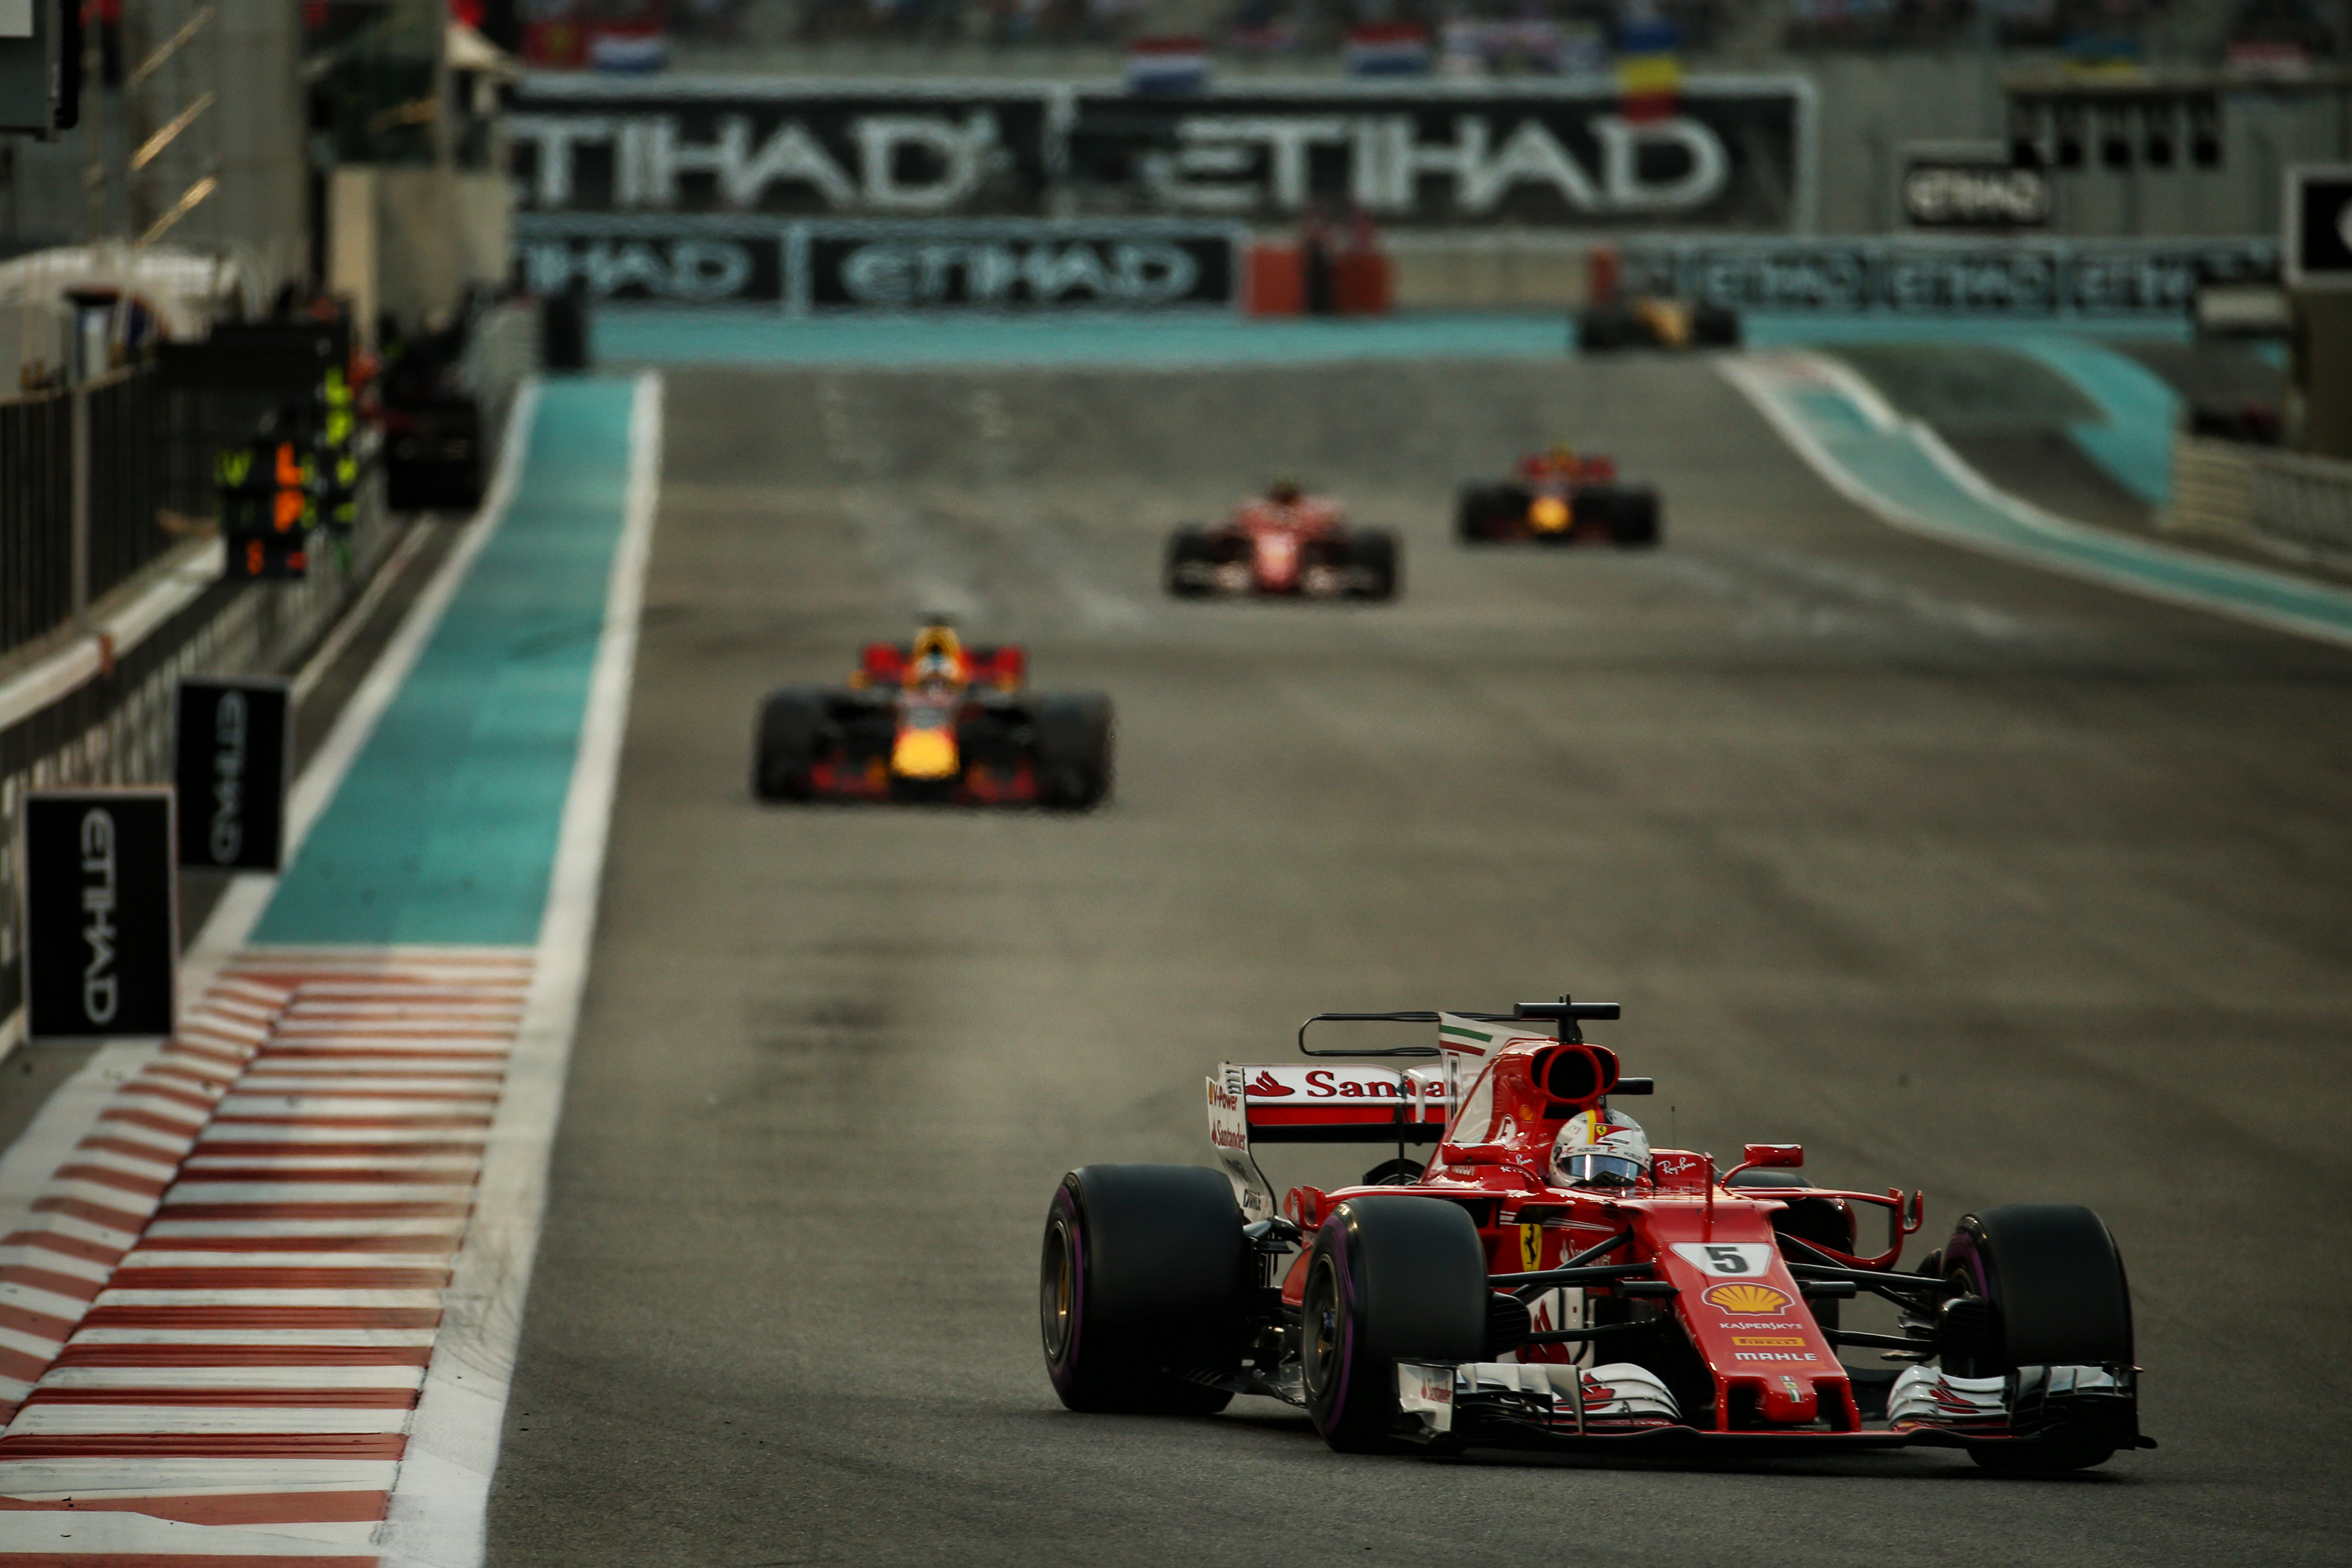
2166,434,2352,569
0,296,543,1057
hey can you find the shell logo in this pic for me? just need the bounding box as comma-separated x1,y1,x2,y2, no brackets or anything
1703,1283,1792,1315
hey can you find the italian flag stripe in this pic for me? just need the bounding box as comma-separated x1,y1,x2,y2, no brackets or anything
1439,1024,1493,1043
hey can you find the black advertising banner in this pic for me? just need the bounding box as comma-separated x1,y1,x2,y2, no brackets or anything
791,222,1239,310
1060,83,1807,230
510,82,1061,219
2286,165,2352,287
514,215,789,304
21,789,178,1040
1625,237,2278,315
510,75,1813,231
1900,156,2052,230
174,678,291,873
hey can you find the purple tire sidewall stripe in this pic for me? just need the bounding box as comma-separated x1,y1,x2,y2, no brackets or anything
1317,1221,1357,1434
1047,1186,1085,1393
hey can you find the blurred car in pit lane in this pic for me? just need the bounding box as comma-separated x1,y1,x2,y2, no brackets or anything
1457,443,1661,547
752,617,1111,809
1166,479,1399,602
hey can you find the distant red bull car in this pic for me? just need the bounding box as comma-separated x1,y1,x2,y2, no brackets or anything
1458,447,1660,547
1041,996,2149,1471
1166,487,1399,601
752,619,1112,808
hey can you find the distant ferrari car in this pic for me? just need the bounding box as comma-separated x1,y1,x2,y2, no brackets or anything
1458,446,1660,547
753,618,1111,808
1041,996,2149,1471
1167,481,1398,601
1577,294,1740,353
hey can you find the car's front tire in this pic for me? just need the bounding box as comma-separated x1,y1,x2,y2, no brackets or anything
1034,693,1113,810
1041,1166,1245,1415
1301,1196,1487,1452
1348,530,1400,600
1940,1204,2136,1472
752,688,825,800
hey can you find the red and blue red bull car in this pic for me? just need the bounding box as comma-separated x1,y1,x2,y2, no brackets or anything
1040,997,2149,1469
752,618,1112,808
1457,446,1660,547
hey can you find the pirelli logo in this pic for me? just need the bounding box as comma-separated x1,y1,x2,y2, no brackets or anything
1732,1335,1806,1347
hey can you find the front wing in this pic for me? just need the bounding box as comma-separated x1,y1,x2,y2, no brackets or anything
1394,1360,2148,1457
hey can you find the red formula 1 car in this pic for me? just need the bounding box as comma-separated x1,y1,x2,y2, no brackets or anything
752,618,1112,808
1166,481,1399,601
1457,446,1660,547
1041,997,2149,1470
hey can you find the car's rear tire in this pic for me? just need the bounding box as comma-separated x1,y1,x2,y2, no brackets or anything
1576,305,1635,353
1693,303,1742,347
1455,485,1520,543
1605,485,1662,546
1041,1166,1245,1415
1165,528,1215,597
1301,1196,1487,1453
1348,530,1400,600
1035,693,1113,809
1941,1204,2135,1473
752,688,825,800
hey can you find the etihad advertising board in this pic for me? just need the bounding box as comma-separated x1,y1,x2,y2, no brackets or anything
509,76,1814,231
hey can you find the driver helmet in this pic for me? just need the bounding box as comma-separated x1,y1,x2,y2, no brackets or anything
1550,1107,1650,1189
1267,477,1303,506
906,619,964,685
1546,441,1577,470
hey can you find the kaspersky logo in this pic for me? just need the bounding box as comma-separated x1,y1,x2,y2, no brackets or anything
1702,1283,1792,1315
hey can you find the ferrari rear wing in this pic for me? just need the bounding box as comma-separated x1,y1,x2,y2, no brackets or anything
1207,1060,1449,1221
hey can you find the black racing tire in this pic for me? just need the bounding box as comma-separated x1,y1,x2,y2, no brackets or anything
1041,1166,1245,1416
1455,484,1519,544
1941,1205,2135,1473
1576,304,1636,353
1693,303,1742,348
1607,485,1661,547
752,688,826,801
1035,692,1113,810
1301,1196,1487,1453
1348,530,1399,601
1165,528,1215,597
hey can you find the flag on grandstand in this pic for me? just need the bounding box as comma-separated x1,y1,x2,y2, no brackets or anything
1127,36,1211,94
1614,18,1681,123
589,25,669,74
1346,24,1432,76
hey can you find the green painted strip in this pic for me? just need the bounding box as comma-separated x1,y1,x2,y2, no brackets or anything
252,379,642,946
595,309,1572,368
2007,337,2181,506
1728,355,2352,651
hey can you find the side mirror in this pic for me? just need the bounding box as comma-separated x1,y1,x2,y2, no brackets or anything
1439,1142,1512,1167
1742,1143,1803,1168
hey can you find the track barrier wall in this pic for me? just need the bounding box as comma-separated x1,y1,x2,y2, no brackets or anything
2167,433,2352,567
0,298,543,1058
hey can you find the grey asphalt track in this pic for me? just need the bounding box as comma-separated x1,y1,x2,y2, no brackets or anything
484,355,2352,1568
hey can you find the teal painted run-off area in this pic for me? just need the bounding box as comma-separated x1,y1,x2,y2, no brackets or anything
252,378,637,946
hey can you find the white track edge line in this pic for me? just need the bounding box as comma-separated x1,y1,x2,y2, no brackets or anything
377,371,663,1568
1716,354,2352,653
290,515,444,706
